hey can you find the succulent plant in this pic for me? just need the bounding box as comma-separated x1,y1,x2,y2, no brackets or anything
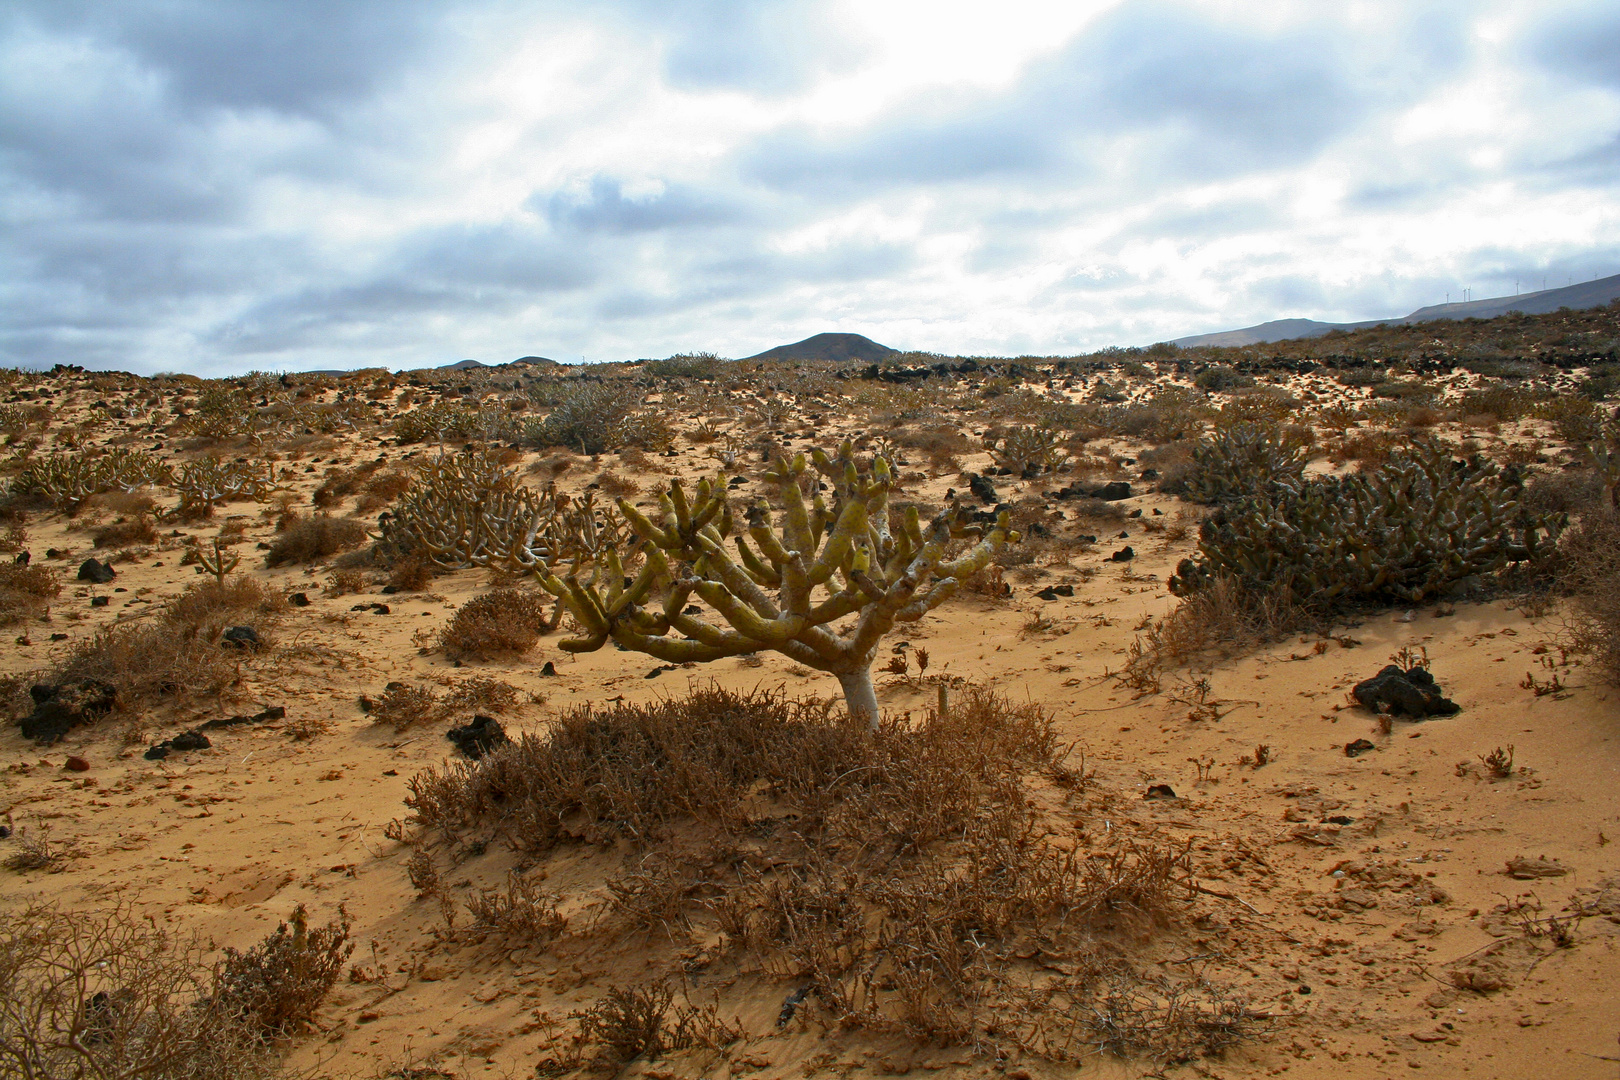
538,442,1016,729
1169,443,1564,608
374,450,622,571
1173,422,1306,505
11,449,172,511
172,458,278,517
986,426,1069,477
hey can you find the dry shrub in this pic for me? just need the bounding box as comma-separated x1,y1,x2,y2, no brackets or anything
1130,575,1311,671
367,676,520,733
1560,508,1620,684
165,576,286,638
211,904,352,1036
0,562,60,625
368,682,441,732
441,674,520,714
592,470,640,498
355,469,412,513
0,903,337,1080
436,587,554,660
47,618,242,710
465,873,566,943
556,982,742,1070
386,552,436,591
263,514,368,566
89,512,159,551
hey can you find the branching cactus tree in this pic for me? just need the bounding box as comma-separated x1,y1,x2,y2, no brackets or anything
538,443,1017,729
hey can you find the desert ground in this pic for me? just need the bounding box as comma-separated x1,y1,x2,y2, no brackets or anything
2,310,1619,1080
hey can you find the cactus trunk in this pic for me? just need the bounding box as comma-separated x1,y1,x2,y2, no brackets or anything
837,667,880,732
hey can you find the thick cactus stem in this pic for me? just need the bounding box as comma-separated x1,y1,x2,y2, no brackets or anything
837,668,881,731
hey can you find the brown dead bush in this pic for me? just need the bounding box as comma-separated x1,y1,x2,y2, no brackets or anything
1560,507,1620,684
165,576,286,638
436,587,555,660
263,514,367,566
91,514,159,549
0,903,283,1080
46,614,246,713
0,562,60,625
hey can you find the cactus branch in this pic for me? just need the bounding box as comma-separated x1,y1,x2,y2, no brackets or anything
539,443,1016,729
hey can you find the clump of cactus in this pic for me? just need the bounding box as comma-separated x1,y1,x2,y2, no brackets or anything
538,442,1016,729
1169,443,1564,608
1172,421,1306,504
11,449,173,511
392,401,511,444
374,450,621,570
986,425,1069,477
172,457,278,517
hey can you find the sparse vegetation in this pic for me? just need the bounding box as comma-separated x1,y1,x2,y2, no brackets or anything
264,513,368,566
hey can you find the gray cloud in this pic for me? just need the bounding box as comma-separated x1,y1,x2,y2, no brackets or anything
0,1,1613,373
539,176,743,233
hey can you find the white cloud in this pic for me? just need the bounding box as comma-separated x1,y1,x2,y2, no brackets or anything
0,0,1617,373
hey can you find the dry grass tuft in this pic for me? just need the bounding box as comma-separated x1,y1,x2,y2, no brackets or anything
263,514,368,566
47,618,243,711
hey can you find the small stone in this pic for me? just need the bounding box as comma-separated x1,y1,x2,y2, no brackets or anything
1144,783,1177,800
90,596,110,607
64,756,90,772
1344,738,1377,757
288,592,310,607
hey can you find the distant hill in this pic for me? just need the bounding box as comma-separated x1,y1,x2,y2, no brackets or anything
440,358,488,370
741,333,896,364
512,356,560,367
1173,272,1620,347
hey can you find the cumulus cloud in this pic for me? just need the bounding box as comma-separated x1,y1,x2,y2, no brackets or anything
0,0,1617,373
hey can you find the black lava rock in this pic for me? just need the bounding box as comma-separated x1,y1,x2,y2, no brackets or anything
446,715,510,760
18,679,118,745
289,592,310,606
220,626,261,650
1344,738,1377,757
1097,480,1132,501
90,596,110,607
1110,546,1135,562
77,558,116,584
967,473,999,505
1351,665,1460,718
170,730,211,752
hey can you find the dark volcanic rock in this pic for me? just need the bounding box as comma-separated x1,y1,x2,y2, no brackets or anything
220,626,261,650
77,558,116,584
1110,546,1135,562
19,680,117,745
447,715,510,760
1352,665,1460,718
967,473,999,504
1344,738,1378,757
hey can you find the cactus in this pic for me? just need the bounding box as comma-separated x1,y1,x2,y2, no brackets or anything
538,442,1017,730
986,426,1069,477
1589,438,1620,510
1173,422,1305,505
172,457,278,517
11,449,172,511
374,450,622,570
1169,443,1564,608
196,538,240,584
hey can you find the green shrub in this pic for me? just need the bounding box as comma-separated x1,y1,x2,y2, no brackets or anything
1169,443,1564,609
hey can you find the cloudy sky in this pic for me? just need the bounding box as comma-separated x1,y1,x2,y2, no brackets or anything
3,1,1618,374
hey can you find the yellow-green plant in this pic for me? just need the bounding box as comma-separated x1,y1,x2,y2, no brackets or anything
197,538,240,584
539,443,1016,729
